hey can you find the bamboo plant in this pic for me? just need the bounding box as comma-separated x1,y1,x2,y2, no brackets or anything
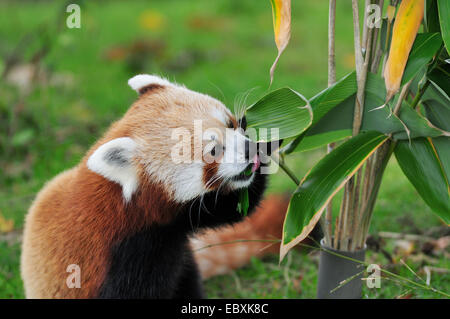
243,0,449,287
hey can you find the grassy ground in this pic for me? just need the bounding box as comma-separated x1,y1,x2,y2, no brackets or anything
0,0,448,299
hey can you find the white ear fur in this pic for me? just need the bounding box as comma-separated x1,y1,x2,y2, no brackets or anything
128,74,172,93
87,137,139,202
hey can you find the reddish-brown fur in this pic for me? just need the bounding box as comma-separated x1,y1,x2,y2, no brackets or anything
21,81,286,298
192,194,289,279
21,160,179,298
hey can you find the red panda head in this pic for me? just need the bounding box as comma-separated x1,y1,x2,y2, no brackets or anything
86,75,261,204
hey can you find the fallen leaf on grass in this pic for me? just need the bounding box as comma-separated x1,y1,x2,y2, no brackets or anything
0,211,14,233
393,239,415,258
139,10,166,31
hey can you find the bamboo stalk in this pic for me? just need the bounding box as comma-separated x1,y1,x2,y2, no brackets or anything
393,79,413,115
369,0,383,72
274,156,300,186
359,141,394,247
334,214,342,250
340,180,353,251
362,0,371,51
352,0,365,135
323,0,337,248
349,26,374,247
328,0,337,86
338,1,372,252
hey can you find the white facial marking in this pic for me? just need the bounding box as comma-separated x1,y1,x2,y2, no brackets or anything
218,129,250,180
128,74,172,93
211,107,229,126
228,173,255,190
172,163,206,202
87,137,138,202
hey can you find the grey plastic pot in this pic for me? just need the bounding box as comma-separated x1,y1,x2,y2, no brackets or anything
317,239,366,299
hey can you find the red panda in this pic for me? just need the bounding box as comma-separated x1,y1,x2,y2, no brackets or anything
21,74,279,299
193,194,289,279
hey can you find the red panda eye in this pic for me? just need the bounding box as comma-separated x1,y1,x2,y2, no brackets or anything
210,145,224,157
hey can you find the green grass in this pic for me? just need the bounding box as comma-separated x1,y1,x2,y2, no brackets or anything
0,0,448,299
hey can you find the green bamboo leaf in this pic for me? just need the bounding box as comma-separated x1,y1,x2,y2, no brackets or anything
280,131,389,260
393,100,448,140
423,79,450,131
395,138,450,224
401,33,443,85
437,0,450,54
428,65,450,97
238,188,249,216
425,0,441,33
309,71,357,125
291,74,444,153
294,129,352,152
432,137,450,185
380,17,391,53
278,72,357,154
246,88,312,142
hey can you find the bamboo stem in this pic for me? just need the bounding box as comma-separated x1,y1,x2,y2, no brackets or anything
279,132,305,155
410,80,430,110
359,141,395,247
362,0,371,52
323,0,337,247
369,0,383,72
328,0,337,87
352,0,365,135
275,156,301,186
393,79,413,115
338,2,372,252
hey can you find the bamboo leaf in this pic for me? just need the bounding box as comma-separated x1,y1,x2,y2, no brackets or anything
427,64,450,97
395,138,450,224
280,132,389,260
269,0,291,84
401,33,443,85
384,0,425,101
238,188,249,216
423,78,450,131
290,73,445,153
425,0,441,33
393,99,449,140
309,71,357,125
294,129,352,152
246,88,312,142
432,137,450,186
437,0,450,54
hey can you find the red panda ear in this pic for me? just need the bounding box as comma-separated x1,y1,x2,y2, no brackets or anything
128,74,172,95
87,137,139,202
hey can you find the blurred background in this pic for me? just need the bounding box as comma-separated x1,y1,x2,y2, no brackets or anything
0,0,448,298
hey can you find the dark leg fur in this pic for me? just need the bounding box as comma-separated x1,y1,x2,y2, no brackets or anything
173,249,204,299
98,225,188,299
98,171,267,299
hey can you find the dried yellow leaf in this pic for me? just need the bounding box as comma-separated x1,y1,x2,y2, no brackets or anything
0,211,14,233
270,0,291,84
384,0,424,102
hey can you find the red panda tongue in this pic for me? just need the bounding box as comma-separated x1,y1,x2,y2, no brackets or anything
252,154,261,173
